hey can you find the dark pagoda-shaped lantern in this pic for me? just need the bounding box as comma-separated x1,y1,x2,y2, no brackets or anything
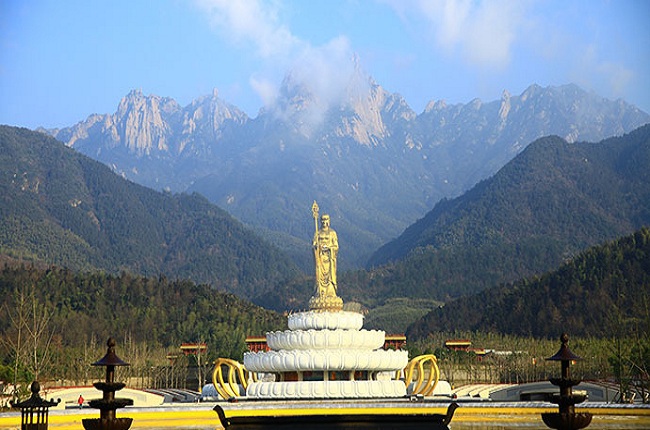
10,381,60,430
541,333,592,430
82,338,133,430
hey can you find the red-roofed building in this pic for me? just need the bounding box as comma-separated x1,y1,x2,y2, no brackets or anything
180,342,207,355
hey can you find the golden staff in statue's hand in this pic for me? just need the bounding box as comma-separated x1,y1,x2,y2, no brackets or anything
312,201,319,234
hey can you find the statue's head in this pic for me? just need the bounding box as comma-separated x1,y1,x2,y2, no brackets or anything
321,214,330,229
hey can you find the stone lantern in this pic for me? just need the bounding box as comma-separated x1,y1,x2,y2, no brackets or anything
82,337,133,430
10,381,60,430
541,333,592,430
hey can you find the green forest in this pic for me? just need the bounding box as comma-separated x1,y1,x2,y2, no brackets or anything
2,228,649,396
364,126,650,302
0,126,301,300
404,227,650,392
0,264,286,391
406,227,650,339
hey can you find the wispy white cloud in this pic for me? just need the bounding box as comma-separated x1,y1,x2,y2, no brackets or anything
385,0,528,70
194,0,361,118
194,0,300,60
288,37,360,107
249,74,278,107
598,63,634,98
572,44,634,99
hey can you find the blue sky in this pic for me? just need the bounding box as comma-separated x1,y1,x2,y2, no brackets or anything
1,0,649,129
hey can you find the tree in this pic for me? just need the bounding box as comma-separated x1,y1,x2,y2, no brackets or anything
24,286,55,381
2,286,28,401
1,283,56,397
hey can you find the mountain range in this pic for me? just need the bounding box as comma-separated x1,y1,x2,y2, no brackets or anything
371,125,650,265
3,122,650,338
257,125,650,311
43,70,650,269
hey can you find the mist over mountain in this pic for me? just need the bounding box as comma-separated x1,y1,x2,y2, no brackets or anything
45,68,650,269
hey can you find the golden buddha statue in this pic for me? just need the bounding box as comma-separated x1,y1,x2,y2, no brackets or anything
310,201,343,311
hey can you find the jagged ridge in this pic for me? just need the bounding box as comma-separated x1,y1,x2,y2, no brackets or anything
43,75,650,269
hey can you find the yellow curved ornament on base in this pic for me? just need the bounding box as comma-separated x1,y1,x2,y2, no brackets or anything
403,354,440,396
212,358,256,399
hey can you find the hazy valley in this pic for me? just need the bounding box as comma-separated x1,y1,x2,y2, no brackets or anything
43,73,650,270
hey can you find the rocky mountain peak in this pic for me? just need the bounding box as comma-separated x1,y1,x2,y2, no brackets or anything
499,89,512,123
332,78,416,147
520,83,542,102
114,90,180,156
424,100,448,113
311,62,416,146
266,60,409,145
179,88,249,153
184,88,248,124
469,98,483,110
277,73,319,114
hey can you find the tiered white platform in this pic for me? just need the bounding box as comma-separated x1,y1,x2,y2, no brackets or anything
243,311,409,399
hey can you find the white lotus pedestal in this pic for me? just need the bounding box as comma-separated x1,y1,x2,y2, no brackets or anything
245,311,407,399
215,309,458,429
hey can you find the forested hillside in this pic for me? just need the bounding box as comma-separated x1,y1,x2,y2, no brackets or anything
406,227,650,339
361,125,650,302
0,266,286,383
0,126,300,299
0,264,285,375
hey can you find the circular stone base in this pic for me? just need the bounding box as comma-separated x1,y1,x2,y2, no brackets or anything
247,380,407,399
541,412,593,430
82,417,133,430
